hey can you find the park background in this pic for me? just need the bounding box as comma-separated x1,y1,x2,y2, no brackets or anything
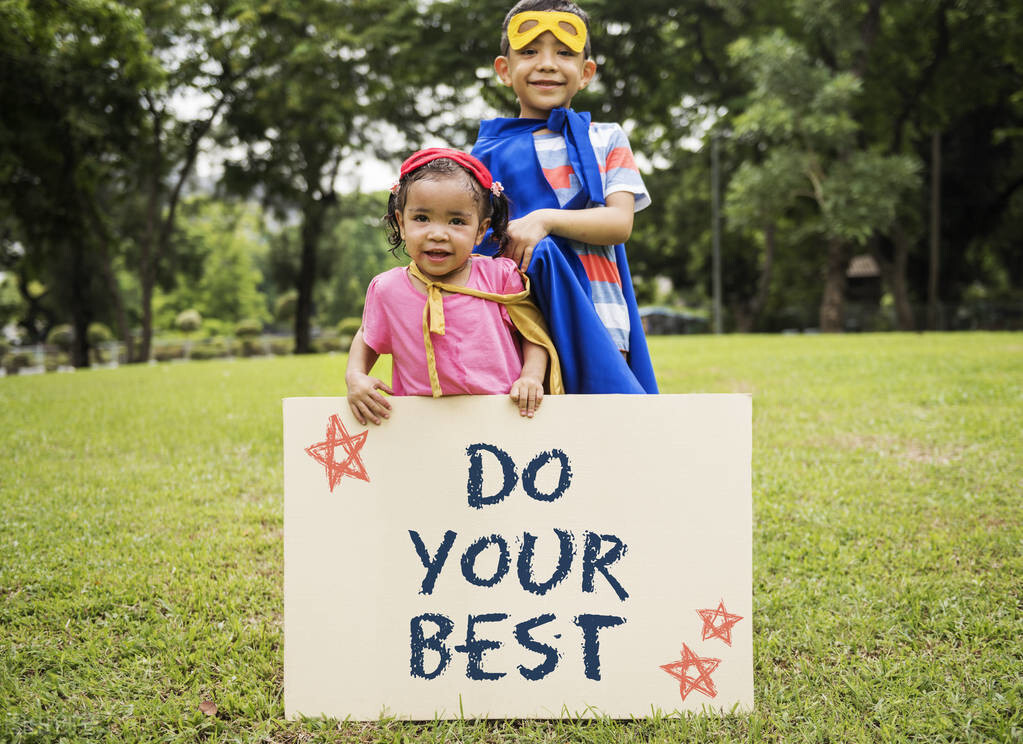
1,2,1021,743
1,0,1022,370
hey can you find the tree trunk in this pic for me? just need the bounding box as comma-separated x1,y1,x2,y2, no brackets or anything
100,250,134,363
67,241,92,368
294,199,325,354
85,198,134,362
819,237,848,332
873,227,916,332
733,305,752,333
138,159,161,363
134,96,227,363
891,225,915,331
927,131,942,330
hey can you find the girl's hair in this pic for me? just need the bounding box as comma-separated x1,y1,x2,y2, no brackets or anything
384,158,511,256
500,0,592,57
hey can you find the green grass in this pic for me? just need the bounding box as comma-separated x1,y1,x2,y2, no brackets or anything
1,334,1020,743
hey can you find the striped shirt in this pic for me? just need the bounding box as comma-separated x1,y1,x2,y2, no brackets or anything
534,122,650,351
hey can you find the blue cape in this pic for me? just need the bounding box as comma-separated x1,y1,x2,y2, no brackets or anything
472,108,658,394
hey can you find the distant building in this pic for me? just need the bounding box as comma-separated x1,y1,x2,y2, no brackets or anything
638,307,709,335
846,254,882,304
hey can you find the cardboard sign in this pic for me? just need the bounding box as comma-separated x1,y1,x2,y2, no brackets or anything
283,395,752,719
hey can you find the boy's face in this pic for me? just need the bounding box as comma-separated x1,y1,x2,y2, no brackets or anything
495,30,596,120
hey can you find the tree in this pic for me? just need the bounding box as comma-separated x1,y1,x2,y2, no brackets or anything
222,0,433,353
728,30,919,331
723,149,807,330
156,197,270,329
121,0,277,361
316,191,396,324
0,0,158,365
788,0,1023,329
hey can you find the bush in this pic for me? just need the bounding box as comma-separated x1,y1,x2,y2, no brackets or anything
44,352,70,372
3,351,33,375
235,318,263,339
241,338,264,357
47,324,74,351
314,334,349,353
337,317,362,337
201,318,231,339
189,340,229,361
0,339,10,357
87,323,114,345
275,292,297,324
269,337,294,356
153,343,185,362
175,309,202,334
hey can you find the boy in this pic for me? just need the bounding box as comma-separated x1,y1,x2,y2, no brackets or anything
472,0,658,394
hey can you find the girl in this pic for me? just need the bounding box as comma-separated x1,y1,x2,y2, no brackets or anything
345,148,562,425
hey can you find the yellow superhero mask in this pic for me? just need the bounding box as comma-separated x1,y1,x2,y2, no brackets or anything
507,11,587,54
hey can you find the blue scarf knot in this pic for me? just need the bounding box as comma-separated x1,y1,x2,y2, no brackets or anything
545,108,605,206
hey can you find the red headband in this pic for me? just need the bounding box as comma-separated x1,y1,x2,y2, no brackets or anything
398,147,494,190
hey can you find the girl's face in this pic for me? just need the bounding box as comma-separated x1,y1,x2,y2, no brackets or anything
396,175,489,284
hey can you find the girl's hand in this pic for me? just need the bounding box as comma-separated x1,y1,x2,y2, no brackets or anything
504,210,553,270
510,375,544,418
346,373,393,425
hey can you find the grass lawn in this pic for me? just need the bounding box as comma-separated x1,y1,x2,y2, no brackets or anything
1,333,1020,743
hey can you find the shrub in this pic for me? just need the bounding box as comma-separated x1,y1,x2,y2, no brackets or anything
175,309,202,334
87,323,114,345
269,337,294,356
235,318,263,339
44,352,69,372
47,324,74,351
337,317,362,337
201,318,231,339
275,292,297,324
314,334,348,353
153,343,185,362
3,351,33,375
241,338,263,357
0,339,10,357
189,342,225,361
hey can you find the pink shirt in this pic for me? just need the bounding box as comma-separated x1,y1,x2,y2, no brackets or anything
361,257,525,396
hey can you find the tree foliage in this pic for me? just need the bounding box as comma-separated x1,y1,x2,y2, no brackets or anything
0,0,1019,351
155,197,270,330
0,0,158,363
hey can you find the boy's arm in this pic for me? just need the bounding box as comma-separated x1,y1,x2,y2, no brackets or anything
345,328,393,425
504,191,635,270
508,339,548,418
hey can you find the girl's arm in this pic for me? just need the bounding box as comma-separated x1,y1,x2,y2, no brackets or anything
345,328,393,425
509,340,548,418
503,191,635,270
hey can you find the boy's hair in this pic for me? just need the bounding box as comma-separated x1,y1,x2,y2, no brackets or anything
500,0,591,58
384,159,511,256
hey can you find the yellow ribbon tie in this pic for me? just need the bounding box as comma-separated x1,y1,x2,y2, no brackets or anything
407,261,564,398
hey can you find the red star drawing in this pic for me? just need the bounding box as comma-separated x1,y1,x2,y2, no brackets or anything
696,599,743,646
304,414,370,491
660,643,721,701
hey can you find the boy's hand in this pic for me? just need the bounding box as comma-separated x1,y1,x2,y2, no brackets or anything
505,210,553,270
346,373,393,425
510,375,544,418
